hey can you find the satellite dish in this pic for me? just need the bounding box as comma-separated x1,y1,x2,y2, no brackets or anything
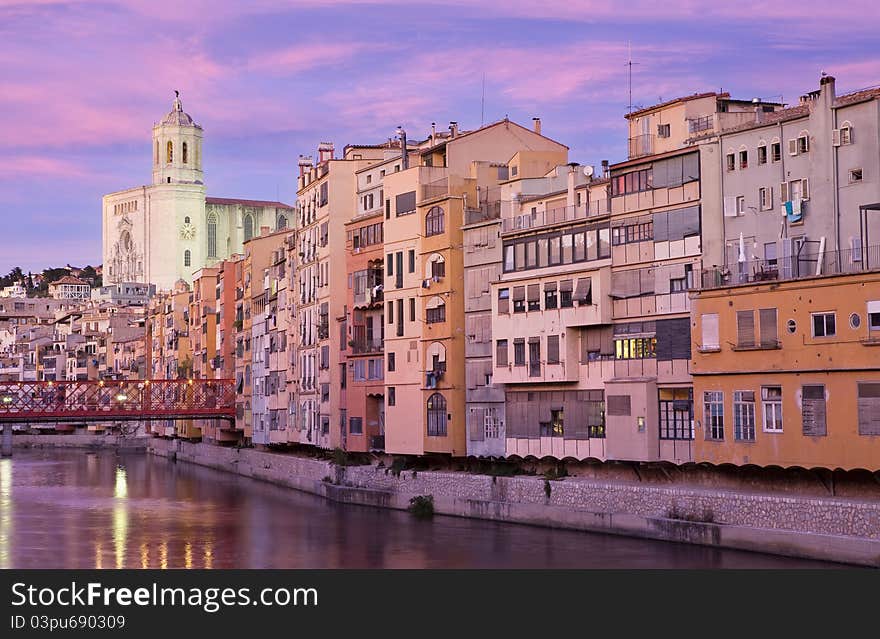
583,165,594,177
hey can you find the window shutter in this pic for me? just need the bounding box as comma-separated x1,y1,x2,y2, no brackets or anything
787,139,798,155
513,286,525,301
723,196,737,218
656,317,691,360
547,335,560,364
832,129,841,146
759,308,777,347
497,290,509,314
527,284,540,302
780,182,789,202
857,383,880,436
801,385,827,436
701,313,719,349
607,395,631,416
559,279,573,293
801,178,810,200
736,310,755,347
575,278,592,303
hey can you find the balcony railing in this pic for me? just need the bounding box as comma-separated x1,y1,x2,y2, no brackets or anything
349,339,383,354
465,200,501,225
501,204,600,233
421,177,448,201
699,244,880,289
628,134,654,158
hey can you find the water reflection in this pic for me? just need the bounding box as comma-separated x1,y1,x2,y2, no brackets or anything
4,450,839,569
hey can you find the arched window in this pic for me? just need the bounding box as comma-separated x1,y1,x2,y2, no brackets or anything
206,212,217,258
243,214,254,242
426,296,445,324
184,249,191,267
277,215,288,230
184,216,190,224
155,140,159,165
182,142,188,164
427,393,447,436
426,205,444,237
167,140,173,163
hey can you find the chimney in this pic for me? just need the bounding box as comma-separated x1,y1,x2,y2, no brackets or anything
566,162,579,208
298,155,314,177
449,121,458,138
819,73,836,104
317,142,335,163
532,117,542,135
601,160,609,179
752,98,762,124
431,121,437,144
396,126,408,170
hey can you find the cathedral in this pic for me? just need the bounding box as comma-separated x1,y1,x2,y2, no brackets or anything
102,92,293,291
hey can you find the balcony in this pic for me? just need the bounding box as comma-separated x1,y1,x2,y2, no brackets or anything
501,204,600,234
699,244,880,290
628,134,654,159
349,339,383,354
465,200,501,225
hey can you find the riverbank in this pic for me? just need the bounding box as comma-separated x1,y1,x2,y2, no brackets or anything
12,434,880,566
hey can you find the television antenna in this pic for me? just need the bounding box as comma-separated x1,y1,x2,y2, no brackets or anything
626,41,640,115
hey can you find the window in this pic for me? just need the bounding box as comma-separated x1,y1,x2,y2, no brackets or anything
659,388,693,440
762,386,783,432
408,250,415,273
797,133,809,154
513,286,525,313
657,123,670,138
736,195,745,216
611,168,652,196
614,336,657,359
739,149,748,169
701,313,719,350
206,212,217,258
849,168,863,183
387,254,393,276
726,153,735,172
388,386,396,406
430,258,445,279
182,142,188,164
544,282,557,309
759,308,778,347
409,297,415,322
764,242,778,268
425,206,444,236
869,301,880,331
484,408,501,439
167,141,173,163
733,391,756,441
547,335,560,364
349,417,363,435
540,409,564,437
244,214,254,242
513,339,525,366
496,339,508,367
759,187,773,211
560,280,573,307
801,385,826,436
527,284,540,312
811,312,836,338
857,383,880,436
183,250,191,267
771,141,781,162
387,352,395,372
839,125,852,145
736,310,755,347
387,301,393,325
528,339,541,377
757,145,767,165
426,393,447,436
704,391,724,440
497,288,510,314
395,190,416,216
426,302,445,324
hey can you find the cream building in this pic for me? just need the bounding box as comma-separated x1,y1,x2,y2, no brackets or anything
102,92,293,291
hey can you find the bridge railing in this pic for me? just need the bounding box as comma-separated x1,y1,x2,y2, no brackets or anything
0,379,236,422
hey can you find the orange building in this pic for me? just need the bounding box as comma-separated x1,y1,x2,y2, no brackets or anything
691,267,880,470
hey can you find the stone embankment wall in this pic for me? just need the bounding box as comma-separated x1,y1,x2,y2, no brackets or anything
142,438,880,566
12,435,879,565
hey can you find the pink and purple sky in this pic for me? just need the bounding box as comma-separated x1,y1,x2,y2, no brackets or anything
1,0,878,274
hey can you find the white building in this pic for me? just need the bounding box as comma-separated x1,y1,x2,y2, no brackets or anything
48,276,91,300
102,92,293,291
0,284,26,298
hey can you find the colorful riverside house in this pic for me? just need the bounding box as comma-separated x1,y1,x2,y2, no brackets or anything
491,161,612,461
691,267,880,471
291,143,388,450
381,118,568,458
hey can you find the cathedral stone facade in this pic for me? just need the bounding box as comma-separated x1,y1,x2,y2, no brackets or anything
102,93,292,291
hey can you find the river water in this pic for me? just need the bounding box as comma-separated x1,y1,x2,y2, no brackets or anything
0,450,838,569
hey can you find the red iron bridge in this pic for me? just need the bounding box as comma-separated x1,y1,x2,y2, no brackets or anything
0,379,235,424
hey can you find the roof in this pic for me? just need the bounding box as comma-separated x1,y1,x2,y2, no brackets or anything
49,276,89,287
625,92,725,120
419,118,570,153
714,104,810,136
159,94,200,128
834,86,880,107
206,196,293,209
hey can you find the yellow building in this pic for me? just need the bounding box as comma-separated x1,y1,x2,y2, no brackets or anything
692,268,880,471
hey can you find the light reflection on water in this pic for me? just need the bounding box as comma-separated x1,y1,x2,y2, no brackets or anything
2,449,841,569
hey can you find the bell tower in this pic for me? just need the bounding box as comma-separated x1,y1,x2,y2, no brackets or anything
152,91,204,185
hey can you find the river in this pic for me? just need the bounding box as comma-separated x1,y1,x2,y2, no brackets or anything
0,450,839,568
